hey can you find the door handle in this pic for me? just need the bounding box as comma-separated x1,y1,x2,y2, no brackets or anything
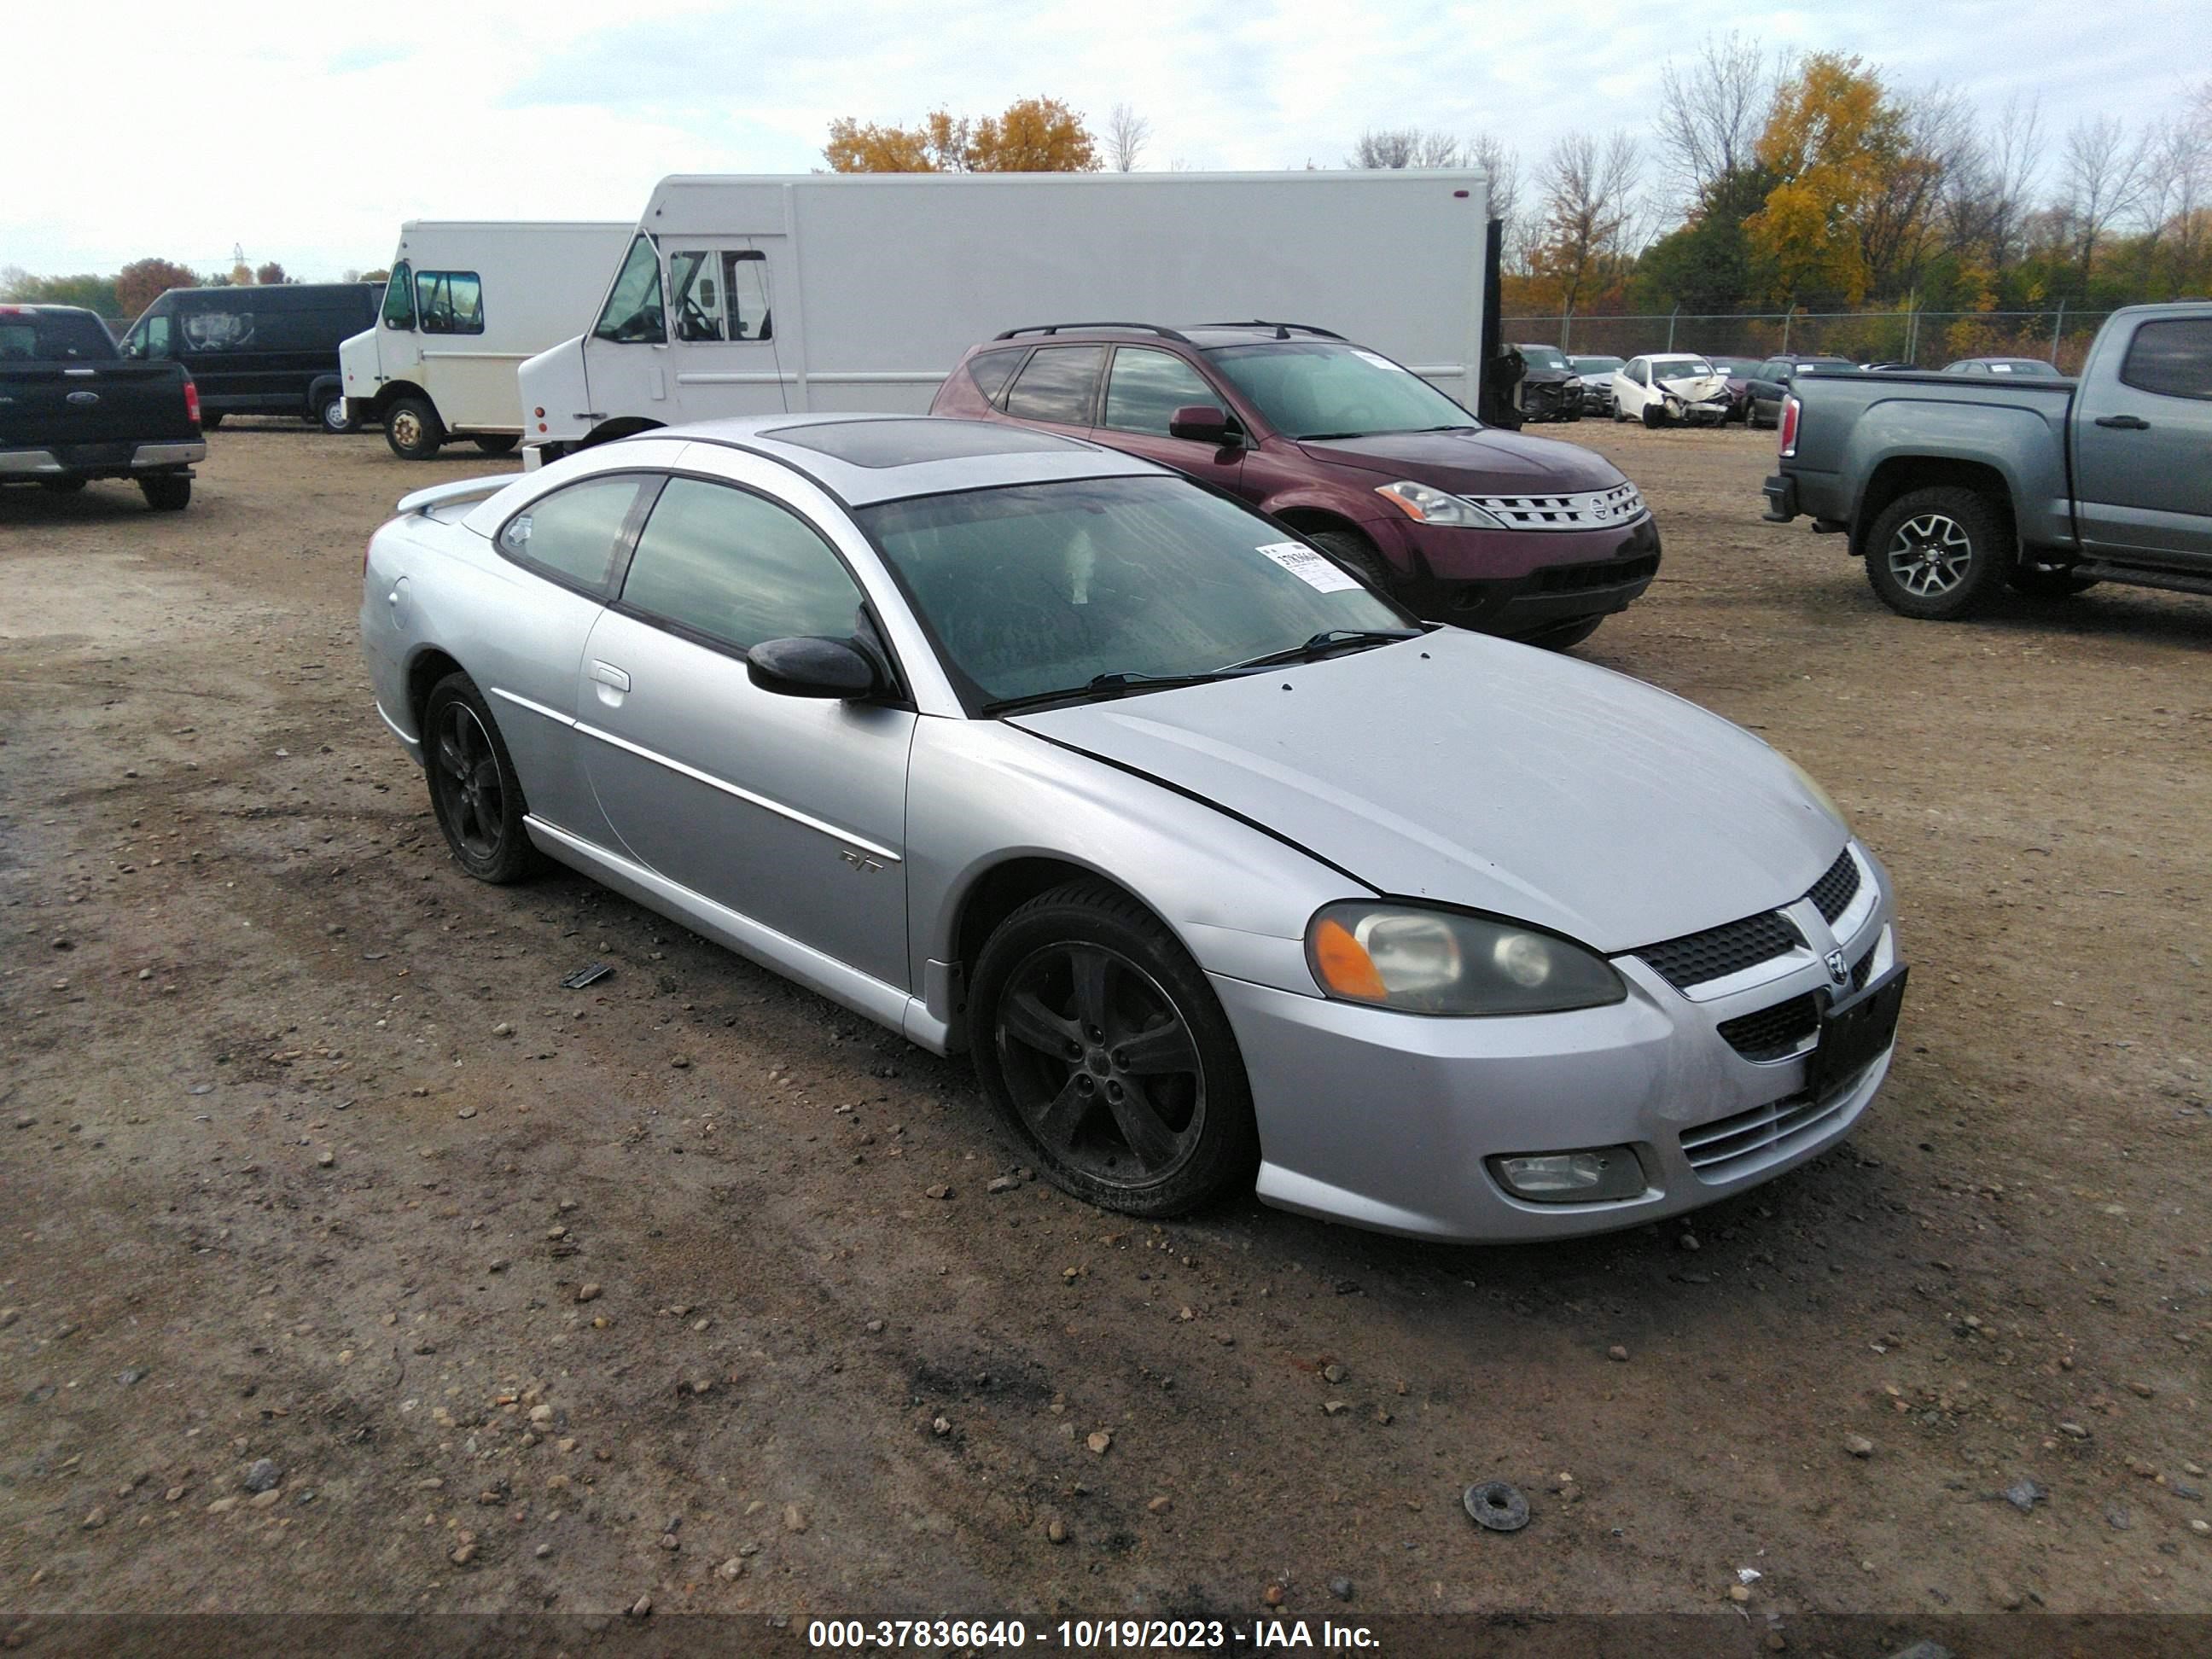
2093,414,2150,430
589,661,631,692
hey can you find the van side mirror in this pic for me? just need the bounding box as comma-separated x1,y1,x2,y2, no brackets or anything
747,636,880,701
1168,405,1239,445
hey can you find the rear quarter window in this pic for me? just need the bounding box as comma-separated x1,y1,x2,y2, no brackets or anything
2119,318,2212,401
496,474,653,594
1003,346,1105,426
965,348,1024,404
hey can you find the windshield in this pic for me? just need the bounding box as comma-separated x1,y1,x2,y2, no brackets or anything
858,475,1413,711
1204,341,1476,439
1650,358,1717,379
1518,345,1569,371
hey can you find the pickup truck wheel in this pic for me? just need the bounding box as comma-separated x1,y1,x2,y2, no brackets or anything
1866,486,2009,620
384,398,445,461
2008,564,2100,599
1307,528,1392,593
139,475,191,511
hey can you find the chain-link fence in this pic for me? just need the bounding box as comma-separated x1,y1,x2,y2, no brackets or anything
1506,311,2119,373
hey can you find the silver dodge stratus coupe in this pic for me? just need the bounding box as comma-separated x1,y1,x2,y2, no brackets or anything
361,415,1906,1243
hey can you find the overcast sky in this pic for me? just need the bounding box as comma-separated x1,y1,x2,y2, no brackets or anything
5,0,2203,282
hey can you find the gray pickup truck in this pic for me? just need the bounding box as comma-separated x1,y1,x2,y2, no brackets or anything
1762,302,2212,619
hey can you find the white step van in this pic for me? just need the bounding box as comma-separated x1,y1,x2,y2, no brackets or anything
341,221,632,460
518,172,1489,469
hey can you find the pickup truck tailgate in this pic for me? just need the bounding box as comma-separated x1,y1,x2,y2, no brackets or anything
0,362,197,456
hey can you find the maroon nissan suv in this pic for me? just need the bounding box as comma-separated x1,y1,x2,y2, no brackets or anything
929,322,1660,645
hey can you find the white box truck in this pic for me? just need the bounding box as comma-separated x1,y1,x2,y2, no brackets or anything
341,221,632,460
517,171,1490,469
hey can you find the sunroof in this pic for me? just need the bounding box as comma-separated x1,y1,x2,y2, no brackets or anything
761,418,1090,469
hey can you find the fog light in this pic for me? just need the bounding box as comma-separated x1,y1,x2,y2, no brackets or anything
1489,1146,1645,1204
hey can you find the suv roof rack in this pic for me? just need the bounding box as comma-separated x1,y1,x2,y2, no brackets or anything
992,323,1192,342
1197,320,1346,341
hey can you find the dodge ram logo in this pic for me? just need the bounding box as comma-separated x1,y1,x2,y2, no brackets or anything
1825,950,1848,986
66,390,100,406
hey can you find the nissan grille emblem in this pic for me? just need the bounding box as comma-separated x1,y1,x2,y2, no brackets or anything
66,390,101,406
1825,949,1849,986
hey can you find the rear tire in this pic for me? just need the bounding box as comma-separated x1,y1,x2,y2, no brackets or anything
139,475,191,511
1307,527,1393,593
472,434,520,456
422,672,542,883
384,397,445,461
968,881,1259,1219
1864,486,2011,620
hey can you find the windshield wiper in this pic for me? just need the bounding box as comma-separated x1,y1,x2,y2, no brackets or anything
981,669,1238,717
1220,628,1422,672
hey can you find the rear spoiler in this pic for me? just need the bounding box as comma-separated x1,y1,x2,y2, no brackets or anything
395,476,511,517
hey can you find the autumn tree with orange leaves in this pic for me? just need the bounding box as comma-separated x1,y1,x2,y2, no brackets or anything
824,98,1099,173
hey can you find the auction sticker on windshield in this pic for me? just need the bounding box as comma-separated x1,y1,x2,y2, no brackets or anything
1352,350,1408,373
1256,541,1362,592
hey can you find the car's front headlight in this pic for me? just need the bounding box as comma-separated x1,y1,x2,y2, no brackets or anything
1374,480,1505,530
1306,902,1626,1016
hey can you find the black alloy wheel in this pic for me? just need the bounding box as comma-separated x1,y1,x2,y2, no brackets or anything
422,672,539,882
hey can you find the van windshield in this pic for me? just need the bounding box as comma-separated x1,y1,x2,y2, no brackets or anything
1204,341,1476,439
593,236,666,344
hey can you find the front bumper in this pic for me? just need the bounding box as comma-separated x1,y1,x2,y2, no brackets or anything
0,439,204,480
1216,848,1901,1242
1391,515,1662,637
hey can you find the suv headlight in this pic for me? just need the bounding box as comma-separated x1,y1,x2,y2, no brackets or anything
1307,902,1626,1016
1374,481,1505,530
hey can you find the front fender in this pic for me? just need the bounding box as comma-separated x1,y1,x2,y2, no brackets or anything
905,718,1364,1033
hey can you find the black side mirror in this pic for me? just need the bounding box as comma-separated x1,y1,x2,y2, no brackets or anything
747,636,879,701
1168,404,1238,445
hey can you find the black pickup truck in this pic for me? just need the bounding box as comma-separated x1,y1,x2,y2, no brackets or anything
1,304,204,509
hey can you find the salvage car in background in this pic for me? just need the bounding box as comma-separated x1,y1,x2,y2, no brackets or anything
933,322,1659,648
1510,342,1584,422
1612,354,1732,427
1568,354,1623,414
1743,355,1854,427
1705,356,1764,422
362,413,1905,1243
1940,357,2062,377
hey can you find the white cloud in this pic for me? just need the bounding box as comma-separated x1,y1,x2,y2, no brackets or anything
3,0,2202,285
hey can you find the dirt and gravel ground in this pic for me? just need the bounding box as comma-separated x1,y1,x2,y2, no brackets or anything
2,418,2208,1644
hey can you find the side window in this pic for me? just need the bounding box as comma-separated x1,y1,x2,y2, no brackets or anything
2119,318,2212,402
128,315,174,359
725,252,771,341
668,251,773,343
1102,347,1218,436
668,250,723,341
965,348,1023,403
593,236,666,344
620,477,863,655
1628,362,1648,387
381,263,416,330
496,474,649,593
1003,346,1105,426
416,271,484,336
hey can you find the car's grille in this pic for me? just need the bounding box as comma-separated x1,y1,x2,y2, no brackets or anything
1679,1090,1854,1181
1536,551,1662,595
1807,848,1860,923
1465,481,1646,531
1716,993,1820,1062
1635,911,1802,993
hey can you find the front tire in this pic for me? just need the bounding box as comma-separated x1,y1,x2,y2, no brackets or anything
1641,404,1666,429
422,673,541,883
969,882,1259,1219
139,475,191,511
1864,486,2011,620
472,434,519,456
385,397,445,461
1307,527,1393,593
317,391,356,434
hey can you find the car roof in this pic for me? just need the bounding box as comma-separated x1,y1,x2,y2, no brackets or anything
621,413,1164,506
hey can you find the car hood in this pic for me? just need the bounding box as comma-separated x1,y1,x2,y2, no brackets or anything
1654,371,1730,401
1294,428,1624,496
1006,629,1843,954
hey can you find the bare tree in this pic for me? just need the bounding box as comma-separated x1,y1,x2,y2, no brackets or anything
2062,114,2149,276
1861,84,1973,294
2136,116,2210,289
1535,131,1643,317
1348,128,1462,169
1464,131,1521,225
1656,32,1776,209
1104,103,1150,172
